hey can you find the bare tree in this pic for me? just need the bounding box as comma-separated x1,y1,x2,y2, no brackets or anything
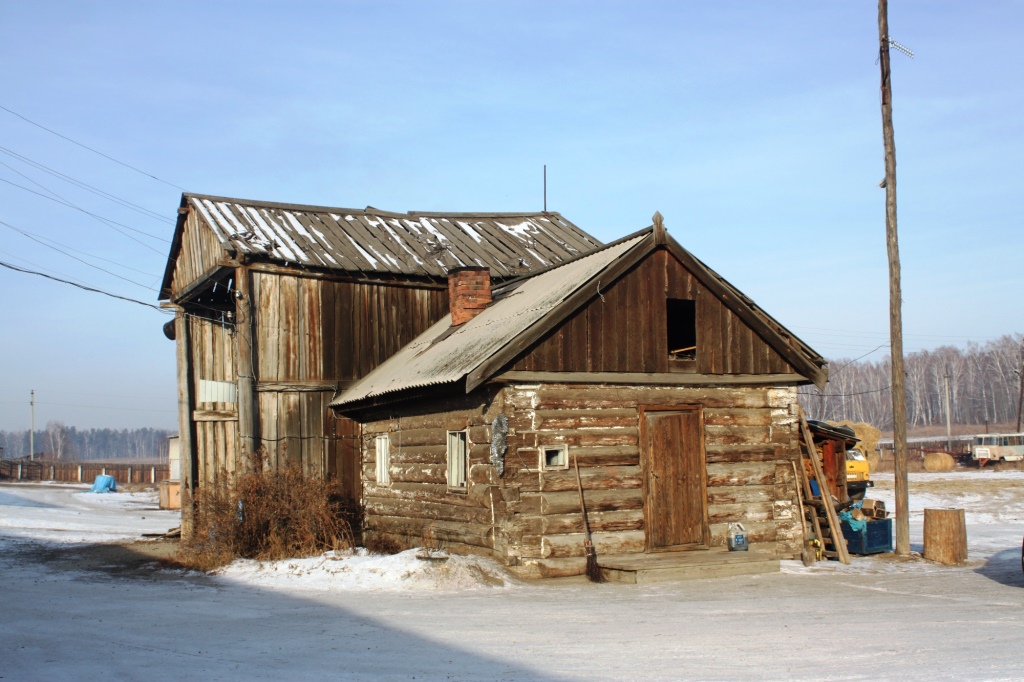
45,421,70,460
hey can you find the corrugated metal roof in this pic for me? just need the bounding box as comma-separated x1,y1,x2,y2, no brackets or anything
330,233,649,408
184,193,601,279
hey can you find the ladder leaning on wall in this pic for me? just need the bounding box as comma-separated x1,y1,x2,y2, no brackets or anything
794,413,851,565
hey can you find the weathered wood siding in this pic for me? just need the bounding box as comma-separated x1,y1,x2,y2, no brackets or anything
247,271,448,486
320,279,449,381
356,383,803,578
188,315,239,487
171,210,224,296
512,249,794,375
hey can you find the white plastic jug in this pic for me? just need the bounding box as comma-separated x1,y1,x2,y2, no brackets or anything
727,522,748,551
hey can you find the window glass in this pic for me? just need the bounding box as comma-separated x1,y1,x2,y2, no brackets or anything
447,431,468,488
375,434,390,485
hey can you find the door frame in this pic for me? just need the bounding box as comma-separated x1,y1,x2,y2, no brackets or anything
639,404,710,552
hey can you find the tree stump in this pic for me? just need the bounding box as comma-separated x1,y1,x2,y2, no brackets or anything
923,508,967,565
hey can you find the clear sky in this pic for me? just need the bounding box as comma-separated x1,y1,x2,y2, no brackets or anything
1,1,1021,431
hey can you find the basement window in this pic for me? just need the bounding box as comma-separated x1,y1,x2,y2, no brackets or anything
447,431,468,490
542,445,568,471
666,299,697,365
375,434,391,486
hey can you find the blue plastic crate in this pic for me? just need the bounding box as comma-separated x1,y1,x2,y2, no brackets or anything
840,518,893,555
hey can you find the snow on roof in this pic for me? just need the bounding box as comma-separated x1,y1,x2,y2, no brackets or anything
177,194,602,281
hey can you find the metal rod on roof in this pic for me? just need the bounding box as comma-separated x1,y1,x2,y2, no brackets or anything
543,165,547,213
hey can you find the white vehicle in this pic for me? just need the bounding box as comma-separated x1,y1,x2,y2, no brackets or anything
971,433,1024,464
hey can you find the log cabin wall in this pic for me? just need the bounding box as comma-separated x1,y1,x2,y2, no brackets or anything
187,315,239,487
512,249,795,375
502,382,804,578
358,389,507,556
354,382,803,579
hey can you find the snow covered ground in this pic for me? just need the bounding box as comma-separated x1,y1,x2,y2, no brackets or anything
2,476,1023,680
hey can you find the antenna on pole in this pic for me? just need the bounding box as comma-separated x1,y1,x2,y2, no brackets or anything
543,165,547,213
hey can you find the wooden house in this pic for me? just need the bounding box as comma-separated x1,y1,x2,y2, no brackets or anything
329,216,829,580
158,193,600,530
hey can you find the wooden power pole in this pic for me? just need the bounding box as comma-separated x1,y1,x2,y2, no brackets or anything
878,0,910,555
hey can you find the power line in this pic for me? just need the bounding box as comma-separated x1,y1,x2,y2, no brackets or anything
0,259,166,311
0,219,157,277
0,103,186,191
0,218,158,290
0,145,171,223
0,176,168,247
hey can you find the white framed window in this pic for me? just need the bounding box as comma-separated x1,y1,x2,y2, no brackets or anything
541,445,568,471
447,430,468,489
374,434,391,485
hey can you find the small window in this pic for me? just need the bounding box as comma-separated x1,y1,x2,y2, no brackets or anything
666,299,697,361
447,431,468,489
542,445,568,470
375,434,390,486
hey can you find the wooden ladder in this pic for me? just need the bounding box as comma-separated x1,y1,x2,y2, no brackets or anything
796,414,850,565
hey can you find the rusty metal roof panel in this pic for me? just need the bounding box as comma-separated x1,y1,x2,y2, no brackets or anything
330,233,649,408
183,193,601,280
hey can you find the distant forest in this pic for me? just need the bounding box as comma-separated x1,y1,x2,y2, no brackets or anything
0,426,174,461
799,334,1024,431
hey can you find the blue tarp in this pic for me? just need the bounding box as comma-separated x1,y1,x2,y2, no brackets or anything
838,508,866,533
89,474,117,493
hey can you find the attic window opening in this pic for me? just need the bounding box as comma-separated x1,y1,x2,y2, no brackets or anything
667,299,697,361
542,445,568,471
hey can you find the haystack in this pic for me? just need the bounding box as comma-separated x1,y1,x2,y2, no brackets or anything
834,420,882,470
923,451,956,473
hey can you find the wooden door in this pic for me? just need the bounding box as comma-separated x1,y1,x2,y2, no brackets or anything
643,408,708,551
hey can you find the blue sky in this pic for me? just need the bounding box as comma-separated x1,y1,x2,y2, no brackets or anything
1,1,1021,431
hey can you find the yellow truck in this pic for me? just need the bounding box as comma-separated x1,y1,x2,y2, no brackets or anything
845,448,873,499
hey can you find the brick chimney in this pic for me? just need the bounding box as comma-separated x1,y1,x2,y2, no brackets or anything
447,266,492,326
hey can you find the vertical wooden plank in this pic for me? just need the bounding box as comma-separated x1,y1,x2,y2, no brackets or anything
283,392,301,470
236,266,258,463
335,281,353,381
174,309,197,536
588,297,604,373
279,276,299,381
722,305,734,374
736,317,755,373
321,279,336,380
259,273,280,382
259,392,279,470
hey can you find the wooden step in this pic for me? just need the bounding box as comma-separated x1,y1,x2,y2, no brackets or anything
598,547,780,585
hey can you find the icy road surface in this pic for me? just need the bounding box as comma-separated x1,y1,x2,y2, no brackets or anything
1,476,1023,681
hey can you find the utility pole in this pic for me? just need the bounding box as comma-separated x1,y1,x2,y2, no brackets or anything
944,369,953,452
878,0,910,555
30,389,35,461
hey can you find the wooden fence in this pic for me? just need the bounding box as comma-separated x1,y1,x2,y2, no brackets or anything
0,460,170,485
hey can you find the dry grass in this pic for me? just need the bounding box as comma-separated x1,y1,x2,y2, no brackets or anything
178,452,355,572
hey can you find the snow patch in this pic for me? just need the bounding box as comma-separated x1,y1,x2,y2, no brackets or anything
214,548,516,592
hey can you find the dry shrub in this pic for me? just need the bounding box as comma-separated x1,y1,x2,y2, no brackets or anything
363,531,403,555
179,453,355,572
923,451,956,472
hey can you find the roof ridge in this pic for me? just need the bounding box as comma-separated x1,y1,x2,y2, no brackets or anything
493,224,654,295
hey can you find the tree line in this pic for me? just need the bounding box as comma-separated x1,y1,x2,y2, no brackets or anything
799,334,1024,430
0,425,174,461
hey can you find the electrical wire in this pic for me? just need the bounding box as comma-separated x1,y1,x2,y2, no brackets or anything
0,145,171,223
0,103,186,191
0,218,158,290
0,259,166,311
0,176,167,248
